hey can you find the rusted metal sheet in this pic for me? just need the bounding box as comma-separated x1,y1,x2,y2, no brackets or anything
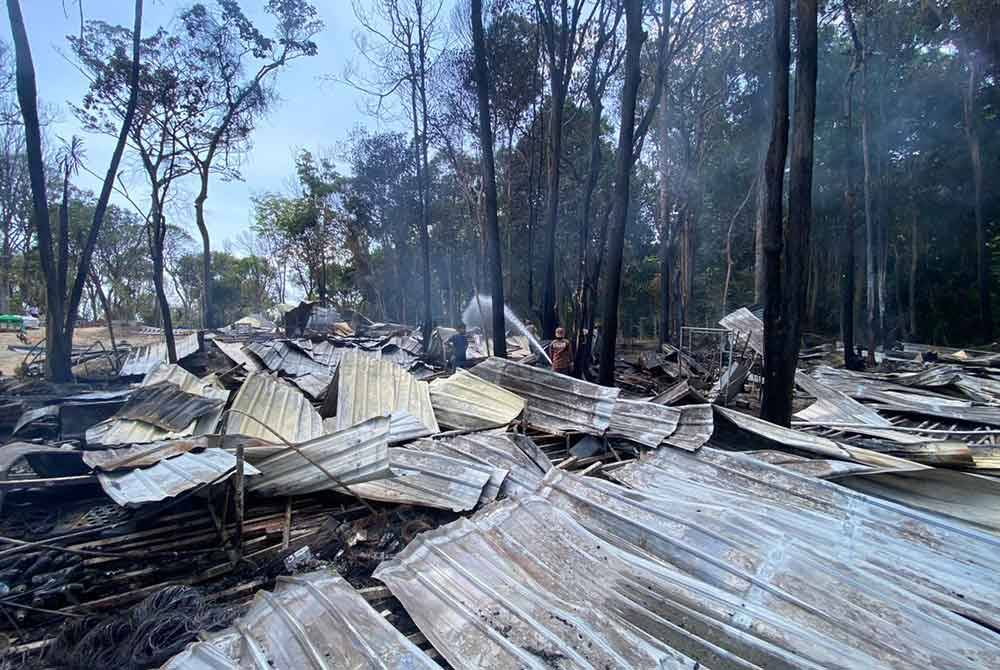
114,382,224,432
118,332,199,377
248,417,392,496
537,460,1000,668
211,339,262,372
607,398,679,448
470,357,619,435
664,404,713,451
348,446,493,511
164,570,437,670
98,449,258,506
429,368,525,430
225,372,324,444
329,350,439,436
82,438,204,471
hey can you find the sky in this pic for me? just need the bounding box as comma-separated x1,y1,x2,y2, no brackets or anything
12,0,386,252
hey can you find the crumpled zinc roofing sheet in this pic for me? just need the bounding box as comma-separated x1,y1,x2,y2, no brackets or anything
429,368,526,430
225,372,324,444
248,417,392,497
535,460,998,669
164,570,437,670
113,382,225,432
118,332,199,377
348,446,494,511
718,306,763,353
470,357,619,435
664,404,713,451
211,339,263,372
82,437,204,471
86,366,229,446
375,497,706,670
607,398,680,448
605,447,1000,635
245,340,336,379
425,430,549,497
331,350,439,435
410,438,509,504
98,449,259,506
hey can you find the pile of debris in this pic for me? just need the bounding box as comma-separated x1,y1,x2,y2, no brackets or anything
0,313,997,669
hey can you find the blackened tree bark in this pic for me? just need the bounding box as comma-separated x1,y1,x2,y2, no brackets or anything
471,0,507,358
771,0,818,425
597,0,643,386
963,54,992,341
759,0,791,424
6,0,142,381
841,0,862,363
657,0,673,347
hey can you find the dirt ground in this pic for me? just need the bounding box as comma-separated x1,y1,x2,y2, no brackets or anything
0,325,163,376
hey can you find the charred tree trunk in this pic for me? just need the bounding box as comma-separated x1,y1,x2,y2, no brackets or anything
195,175,212,329
841,0,861,363
759,0,792,424
768,0,817,426
471,0,507,358
657,0,673,346
909,211,918,338
964,55,992,342
540,75,566,338
598,0,643,386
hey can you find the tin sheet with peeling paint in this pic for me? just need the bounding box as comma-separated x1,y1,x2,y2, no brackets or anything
98,449,259,506
382,459,1000,670
607,398,679,448
348,446,494,511
331,350,439,435
118,332,199,377
429,369,525,430
163,570,437,670
470,357,619,434
249,417,392,496
225,372,324,444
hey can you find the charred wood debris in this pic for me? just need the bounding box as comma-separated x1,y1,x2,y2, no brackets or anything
0,304,997,669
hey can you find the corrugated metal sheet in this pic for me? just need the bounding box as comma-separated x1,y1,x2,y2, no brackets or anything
664,404,713,451
742,449,876,478
98,449,259,506
429,368,525,430
225,373,324,444
12,405,59,436
295,339,348,369
348,446,493,511
410,438,508,504
245,340,335,378
288,372,333,400
330,350,439,435
87,366,228,446
118,332,199,377
718,306,763,353
248,416,392,496
82,438,204,470
429,430,548,497
211,339,263,372
607,398,679,448
163,570,437,670
114,382,224,431
470,357,619,435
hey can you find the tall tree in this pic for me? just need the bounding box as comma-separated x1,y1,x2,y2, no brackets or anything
7,0,142,381
179,0,320,329
471,0,506,358
963,51,991,340
536,0,594,337
841,0,862,363
759,0,791,423
598,0,643,386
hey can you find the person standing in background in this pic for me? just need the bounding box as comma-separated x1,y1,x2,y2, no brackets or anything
550,326,573,375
